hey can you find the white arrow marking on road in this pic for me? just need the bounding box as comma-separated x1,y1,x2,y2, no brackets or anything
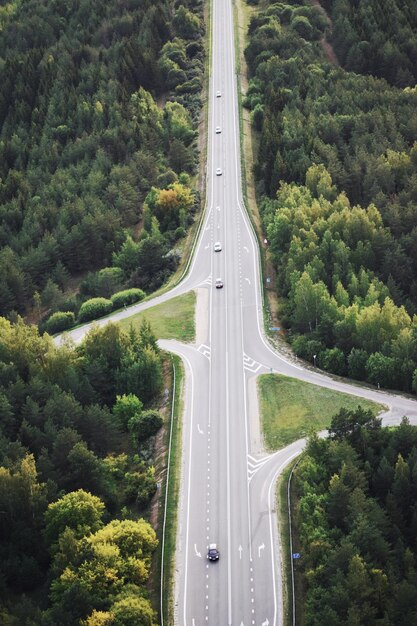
192,620,196,626
245,277,251,285
205,224,210,231
238,545,243,559
205,243,210,249
258,543,265,557
197,424,204,435
216,205,220,211
194,544,201,558
217,224,220,229
243,245,249,252
262,620,269,626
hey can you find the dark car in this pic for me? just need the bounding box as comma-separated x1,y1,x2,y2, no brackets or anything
207,543,220,561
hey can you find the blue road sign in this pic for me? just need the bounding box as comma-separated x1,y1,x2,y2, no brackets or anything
292,553,301,559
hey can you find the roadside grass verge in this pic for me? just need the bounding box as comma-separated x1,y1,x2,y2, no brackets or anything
278,460,305,626
159,354,184,624
259,374,385,451
118,291,196,342
234,0,284,341
278,466,293,626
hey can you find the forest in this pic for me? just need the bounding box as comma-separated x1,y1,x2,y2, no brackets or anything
0,0,205,321
320,0,417,87
293,408,417,625
0,317,167,624
244,0,417,392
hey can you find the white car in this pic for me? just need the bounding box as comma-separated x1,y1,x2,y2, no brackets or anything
216,168,222,176
216,90,221,98
214,242,222,252
215,126,222,134
215,278,224,289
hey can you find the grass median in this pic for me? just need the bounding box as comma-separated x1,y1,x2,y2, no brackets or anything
259,374,385,451
118,291,196,342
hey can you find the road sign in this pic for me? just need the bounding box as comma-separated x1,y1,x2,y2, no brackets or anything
292,553,301,559
269,327,280,331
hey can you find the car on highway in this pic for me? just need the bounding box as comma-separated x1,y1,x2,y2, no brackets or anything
216,90,221,97
215,126,222,134
207,544,220,561
216,168,222,176
215,278,224,289
214,241,222,252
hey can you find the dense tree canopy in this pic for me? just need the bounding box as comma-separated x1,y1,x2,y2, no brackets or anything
0,318,165,623
0,0,205,319
321,0,417,87
245,1,417,392
294,409,417,625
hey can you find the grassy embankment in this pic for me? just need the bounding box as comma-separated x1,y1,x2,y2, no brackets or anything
259,373,385,451
118,291,196,342
159,354,184,624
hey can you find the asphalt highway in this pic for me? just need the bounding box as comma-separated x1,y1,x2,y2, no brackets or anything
55,0,417,623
